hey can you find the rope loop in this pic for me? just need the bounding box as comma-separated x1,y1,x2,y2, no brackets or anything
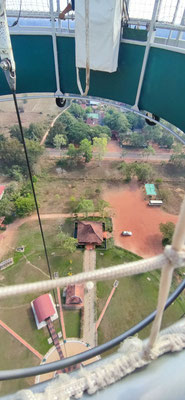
164,245,185,268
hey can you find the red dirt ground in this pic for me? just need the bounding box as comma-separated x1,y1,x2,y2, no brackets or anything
103,181,178,258
107,140,122,153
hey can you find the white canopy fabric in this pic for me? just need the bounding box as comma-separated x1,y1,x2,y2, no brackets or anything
75,0,123,73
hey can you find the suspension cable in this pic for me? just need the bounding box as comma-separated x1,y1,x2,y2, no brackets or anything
12,91,54,291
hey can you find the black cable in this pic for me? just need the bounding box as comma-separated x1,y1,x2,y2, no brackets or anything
8,0,22,28
1,277,185,381
12,91,56,303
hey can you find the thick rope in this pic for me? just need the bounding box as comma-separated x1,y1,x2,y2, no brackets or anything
0,253,173,298
16,323,185,400
0,248,185,299
146,196,185,354
76,0,90,96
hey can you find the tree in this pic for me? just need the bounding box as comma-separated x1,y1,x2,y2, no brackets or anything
93,136,108,164
67,143,81,164
103,108,130,134
10,125,28,142
15,195,35,217
97,199,109,217
0,134,6,143
26,123,45,141
0,138,27,174
76,198,94,217
126,112,145,131
79,139,93,163
159,221,175,246
67,120,91,144
142,145,156,160
90,125,111,140
170,143,185,167
57,232,78,253
53,134,67,155
158,133,174,149
129,133,146,148
0,196,15,218
134,163,153,182
69,103,85,119
25,139,44,172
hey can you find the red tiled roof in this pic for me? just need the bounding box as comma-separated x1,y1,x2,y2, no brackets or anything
33,294,55,323
66,284,84,305
77,221,103,245
0,186,5,196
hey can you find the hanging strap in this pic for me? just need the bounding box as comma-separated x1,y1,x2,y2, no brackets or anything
76,0,90,96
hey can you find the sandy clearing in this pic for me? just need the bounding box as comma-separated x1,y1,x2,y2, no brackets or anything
103,181,178,258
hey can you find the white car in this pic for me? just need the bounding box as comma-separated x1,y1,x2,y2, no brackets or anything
121,231,132,236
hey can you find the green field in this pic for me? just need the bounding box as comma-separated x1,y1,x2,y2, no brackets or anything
96,247,185,356
0,219,83,395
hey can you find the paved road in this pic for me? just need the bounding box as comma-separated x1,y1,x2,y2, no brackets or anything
46,148,171,161
83,250,96,348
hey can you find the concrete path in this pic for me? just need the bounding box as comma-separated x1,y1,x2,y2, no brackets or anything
0,320,43,360
83,250,96,348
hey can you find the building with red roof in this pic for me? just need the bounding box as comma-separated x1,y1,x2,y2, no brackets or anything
77,221,103,246
31,293,58,330
0,186,5,200
64,284,84,310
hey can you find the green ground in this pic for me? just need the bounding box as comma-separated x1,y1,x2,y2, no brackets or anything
0,219,83,395
96,247,185,357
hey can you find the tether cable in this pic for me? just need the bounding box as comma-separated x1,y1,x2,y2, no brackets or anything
12,91,55,300
8,0,22,28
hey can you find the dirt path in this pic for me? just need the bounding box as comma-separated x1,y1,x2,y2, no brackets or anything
0,213,101,261
103,181,178,258
83,250,96,347
40,103,70,145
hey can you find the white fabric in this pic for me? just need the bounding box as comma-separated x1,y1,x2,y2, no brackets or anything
75,0,123,73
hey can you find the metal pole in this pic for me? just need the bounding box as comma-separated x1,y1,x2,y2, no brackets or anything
49,0,62,96
166,0,181,45
133,0,161,110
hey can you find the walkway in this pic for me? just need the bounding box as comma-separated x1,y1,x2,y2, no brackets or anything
83,249,96,347
46,317,64,360
0,320,43,360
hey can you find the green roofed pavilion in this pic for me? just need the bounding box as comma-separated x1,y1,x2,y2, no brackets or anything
145,184,157,196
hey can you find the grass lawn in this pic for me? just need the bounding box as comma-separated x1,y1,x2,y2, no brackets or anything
0,218,83,396
64,310,81,338
96,247,185,356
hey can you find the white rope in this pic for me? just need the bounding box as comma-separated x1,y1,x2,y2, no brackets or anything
0,247,185,299
146,196,185,354
0,253,173,298
16,324,185,400
76,0,90,96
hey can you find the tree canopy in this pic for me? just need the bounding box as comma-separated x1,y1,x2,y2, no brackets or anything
160,221,175,246
103,108,130,134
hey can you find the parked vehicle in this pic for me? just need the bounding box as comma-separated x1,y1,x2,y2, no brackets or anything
148,200,163,206
121,231,132,236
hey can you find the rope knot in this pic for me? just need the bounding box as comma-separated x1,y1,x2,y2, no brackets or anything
164,245,185,268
